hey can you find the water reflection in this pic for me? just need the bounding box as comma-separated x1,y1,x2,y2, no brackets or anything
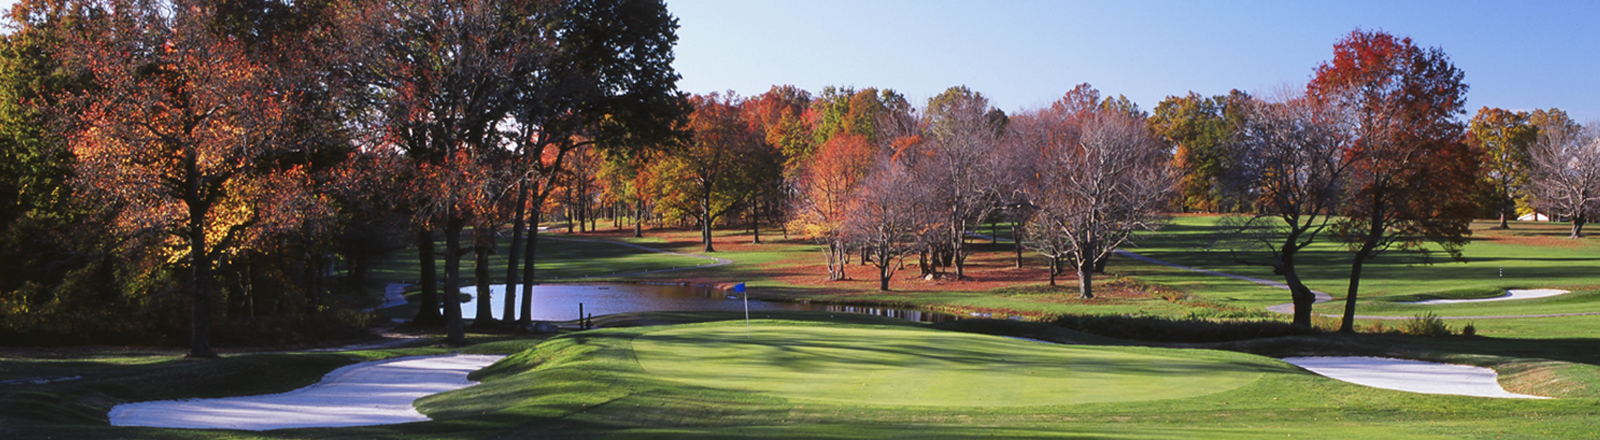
451,284,961,323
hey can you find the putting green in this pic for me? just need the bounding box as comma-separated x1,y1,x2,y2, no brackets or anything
631,325,1264,407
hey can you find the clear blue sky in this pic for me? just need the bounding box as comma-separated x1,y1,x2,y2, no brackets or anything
668,0,1600,121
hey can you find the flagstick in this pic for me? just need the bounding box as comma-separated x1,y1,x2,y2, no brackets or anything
744,290,751,339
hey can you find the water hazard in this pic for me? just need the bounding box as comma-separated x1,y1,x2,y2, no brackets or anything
450,284,963,323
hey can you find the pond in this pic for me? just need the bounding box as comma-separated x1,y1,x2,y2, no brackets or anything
452,284,964,323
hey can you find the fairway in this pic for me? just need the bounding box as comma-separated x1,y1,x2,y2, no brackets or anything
631,325,1264,406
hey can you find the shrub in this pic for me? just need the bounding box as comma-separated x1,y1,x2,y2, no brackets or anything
1462,322,1477,337
1399,312,1452,336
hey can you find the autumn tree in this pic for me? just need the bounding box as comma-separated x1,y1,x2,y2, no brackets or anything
501,0,686,329
1016,99,1174,298
843,158,930,291
65,0,322,357
597,147,656,238
911,86,1011,280
1467,107,1537,229
336,0,551,341
789,131,877,280
1220,96,1356,327
650,92,764,252
1308,29,1482,333
1527,121,1600,238
0,0,99,297
747,85,814,170
1150,90,1251,212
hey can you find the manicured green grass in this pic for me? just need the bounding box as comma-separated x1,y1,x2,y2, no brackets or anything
415,321,1600,439
630,325,1263,406
1132,216,1600,306
5,314,1600,438
365,229,717,288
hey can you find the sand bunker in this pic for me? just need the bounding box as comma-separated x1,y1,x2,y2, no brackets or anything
109,354,505,431
1282,356,1545,399
1405,289,1570,305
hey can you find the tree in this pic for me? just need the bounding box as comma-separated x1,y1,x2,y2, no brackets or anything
501,0,687,329
747,85,813,170
1221,96,1355,327
789,131,876,280
1466,107,1537,229
1016,95,1175,298
652,92,763,252
843,158,929,291
66,0,320,357
913,86,1010,280
1527,121,1600,238
0,0,98,297
1307,29,1482,333
1150,90,1251,212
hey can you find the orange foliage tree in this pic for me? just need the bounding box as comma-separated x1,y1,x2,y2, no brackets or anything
788,132,876,280
65,0,320,358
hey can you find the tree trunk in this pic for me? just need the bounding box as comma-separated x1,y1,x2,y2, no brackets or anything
503,182,527,327
1284,269,1314,329
1571,215,1586,239
918,250,929,277
878,258,891,291
187,222,218,358
751,202,761,244
443,218,466,345
1497,210,1509,229
413,228,442,326
1339,253,1368,334
1076,258,1094,299
1048,257,1057,287
633,201,643,238
1013,230,1024,269
951,234,966,279
1093,253,1109,274
1340,223,1383,334
519,207,539,329
471,227,495,327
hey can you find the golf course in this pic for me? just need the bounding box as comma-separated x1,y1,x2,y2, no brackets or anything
3,216,1598,439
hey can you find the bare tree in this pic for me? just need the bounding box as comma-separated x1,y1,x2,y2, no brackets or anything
1528,122,1600,238
1018,109,1174,299
843,158,930,291
1220,96,1355,327
912,86,1009,279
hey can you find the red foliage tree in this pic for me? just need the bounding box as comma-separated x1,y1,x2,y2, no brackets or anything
1308,29,1483,333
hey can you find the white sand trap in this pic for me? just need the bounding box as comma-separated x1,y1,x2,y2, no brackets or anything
1405,289,1570,305
109,354,506,431
1282,356,1546,399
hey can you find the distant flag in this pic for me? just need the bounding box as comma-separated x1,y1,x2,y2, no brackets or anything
738,283,750,338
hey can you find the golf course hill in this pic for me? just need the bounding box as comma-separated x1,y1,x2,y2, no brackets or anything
448,320,1280,414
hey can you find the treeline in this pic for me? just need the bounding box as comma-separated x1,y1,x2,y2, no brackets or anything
631,29,1599,335
4,2,1598,355
0,0,686,355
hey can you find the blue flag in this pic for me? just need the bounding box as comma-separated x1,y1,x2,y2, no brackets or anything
732,283,746,293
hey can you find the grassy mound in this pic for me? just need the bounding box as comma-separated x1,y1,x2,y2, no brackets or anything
629,325,1264,406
